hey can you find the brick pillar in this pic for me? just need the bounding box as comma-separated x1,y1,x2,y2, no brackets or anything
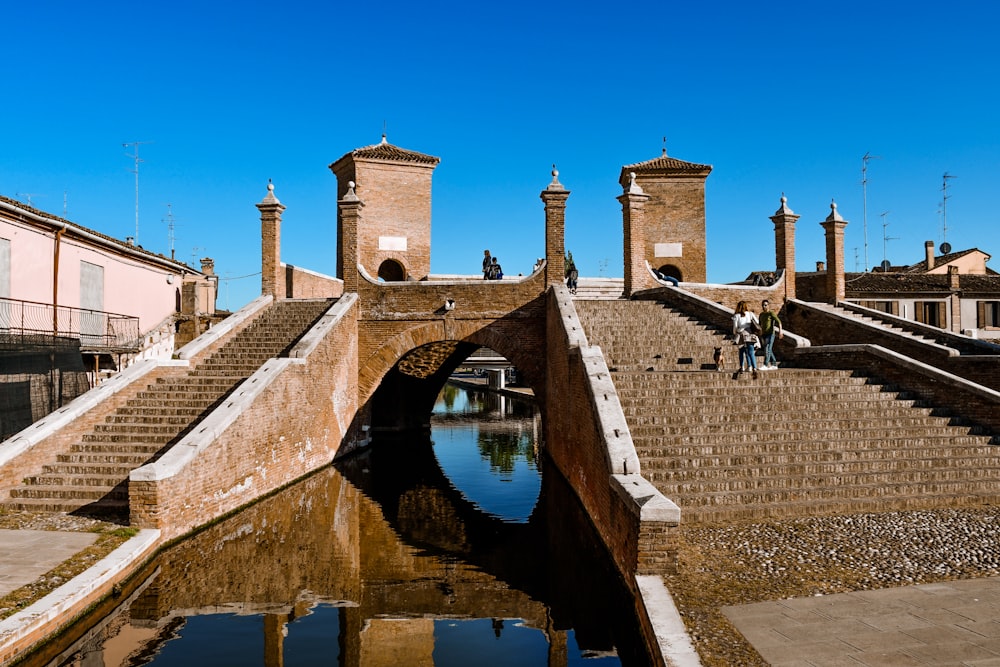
949,265,962,332
256,181,285,298
618,172,652,297
339,181,363,293
820,200,848,304
540,167,569,288
770,194,800,303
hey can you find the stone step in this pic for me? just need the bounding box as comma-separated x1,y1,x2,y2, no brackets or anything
104,414,197,425
628,417,976,435
9,484,127,501
92,423,186,435
22,471,134,488
2,497,129,514
641,452,1000,475
651,473,1000,499
81,433,177,444
637,432,994,448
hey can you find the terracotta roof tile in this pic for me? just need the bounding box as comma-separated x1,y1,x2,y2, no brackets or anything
620,152,712,183
348,139,440,166
901,247,990,273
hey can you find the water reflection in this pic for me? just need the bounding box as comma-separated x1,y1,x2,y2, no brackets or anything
24,386,648,666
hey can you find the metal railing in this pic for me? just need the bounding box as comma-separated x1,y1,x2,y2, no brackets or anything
0,297,141,351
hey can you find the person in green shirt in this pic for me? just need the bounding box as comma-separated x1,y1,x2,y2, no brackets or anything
759,299,783,370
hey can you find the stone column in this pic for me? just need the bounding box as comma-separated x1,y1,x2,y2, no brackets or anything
256,181,285,298
618,172,652,297
820,200,848,304
339,181,364,293
770,194,800,303
540,167,569,289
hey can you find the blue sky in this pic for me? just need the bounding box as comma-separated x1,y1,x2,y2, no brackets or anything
3,1,998,310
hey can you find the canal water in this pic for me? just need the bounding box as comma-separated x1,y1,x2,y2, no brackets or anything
25,384,650,666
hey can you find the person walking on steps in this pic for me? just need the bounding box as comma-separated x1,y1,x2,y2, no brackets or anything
759,299,783,370
565,251,578,294
732,300,760,379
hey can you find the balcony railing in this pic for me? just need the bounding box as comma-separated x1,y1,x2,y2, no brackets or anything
0,297,141,352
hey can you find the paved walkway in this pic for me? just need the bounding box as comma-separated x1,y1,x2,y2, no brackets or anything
0,529,97,598
725,577,1000,666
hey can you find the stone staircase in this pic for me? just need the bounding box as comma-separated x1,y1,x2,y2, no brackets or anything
576,299,1000,523
573,277,625,300
3,299,332,519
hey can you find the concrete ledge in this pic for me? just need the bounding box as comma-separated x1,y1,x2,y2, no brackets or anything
612,475,681,524
0,529,161,667
176,295,272,361
581,347,641,477
0,358,186,468
635,575,703,667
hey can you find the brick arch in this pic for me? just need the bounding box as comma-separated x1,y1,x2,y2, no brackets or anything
358,318,545,407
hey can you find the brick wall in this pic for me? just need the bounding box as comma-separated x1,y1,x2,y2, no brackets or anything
639,176,708,283
355,271,548,405
282,263,344,299
129,296,360,541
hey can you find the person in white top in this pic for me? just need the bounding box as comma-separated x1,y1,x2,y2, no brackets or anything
732,300,761,379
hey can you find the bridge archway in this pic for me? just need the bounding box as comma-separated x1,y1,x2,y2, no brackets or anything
361,315,545,433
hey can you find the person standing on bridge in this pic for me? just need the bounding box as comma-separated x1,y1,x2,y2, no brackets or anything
759,299,783,370
732,300,760,379
565,252,578,294
487,257,503,280
482,249,492,279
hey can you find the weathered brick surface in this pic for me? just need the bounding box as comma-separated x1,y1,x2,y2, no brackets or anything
544,287,678,581
129,298,360,541
355,271,547,405
636,176,708,283
282,263,344,299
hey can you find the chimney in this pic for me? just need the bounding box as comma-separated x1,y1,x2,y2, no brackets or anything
948,264,960,289
925,240,935,271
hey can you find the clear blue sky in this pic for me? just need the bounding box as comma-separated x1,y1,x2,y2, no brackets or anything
3,1,998,310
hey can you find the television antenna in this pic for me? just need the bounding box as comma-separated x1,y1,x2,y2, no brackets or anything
940,172,956,244
861,152,880,272
853,247,859,272
123,141,152,246
880,211,898,266
190,246,205,267
162,203,178,260
16,192,43,207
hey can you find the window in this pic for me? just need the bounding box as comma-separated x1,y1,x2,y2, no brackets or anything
860,300,899,315
914,301,946,328
978,301,1000,328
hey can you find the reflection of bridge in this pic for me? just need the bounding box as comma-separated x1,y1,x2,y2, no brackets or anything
28,460,644,666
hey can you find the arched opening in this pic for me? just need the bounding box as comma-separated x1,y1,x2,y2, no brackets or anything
377,259,406,282
657,263,683,281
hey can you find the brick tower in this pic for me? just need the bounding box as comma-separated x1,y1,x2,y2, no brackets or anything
619,148,712,283
329,136,440,282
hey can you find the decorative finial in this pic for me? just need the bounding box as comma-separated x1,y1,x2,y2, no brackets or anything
342,180,359,202
662,136,667,157
546,164,565,190
773,192,794,217
267,179,274,193
380,133,387,145
825,198,845,222
626,171,645,195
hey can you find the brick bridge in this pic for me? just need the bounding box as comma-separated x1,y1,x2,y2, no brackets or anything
5,140,1000,665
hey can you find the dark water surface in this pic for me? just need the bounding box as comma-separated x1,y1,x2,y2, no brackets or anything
25,385,650,666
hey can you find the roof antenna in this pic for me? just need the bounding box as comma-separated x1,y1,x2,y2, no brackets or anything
940,172,956,248
123,140,152,246
662,136,667,157
880,210,898,266
861,152,881,272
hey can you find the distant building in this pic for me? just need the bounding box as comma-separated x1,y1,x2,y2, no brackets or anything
797,239,1000,340
0,194,219,437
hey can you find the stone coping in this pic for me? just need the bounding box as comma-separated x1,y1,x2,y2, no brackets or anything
636,575,703,667
0,357,187,469
0,529,161,667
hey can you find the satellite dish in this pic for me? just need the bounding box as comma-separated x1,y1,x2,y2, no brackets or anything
880,259,892,272
940,242,952,254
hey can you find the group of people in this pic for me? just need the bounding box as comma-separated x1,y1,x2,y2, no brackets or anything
731,299,783,378
481,250,503,280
